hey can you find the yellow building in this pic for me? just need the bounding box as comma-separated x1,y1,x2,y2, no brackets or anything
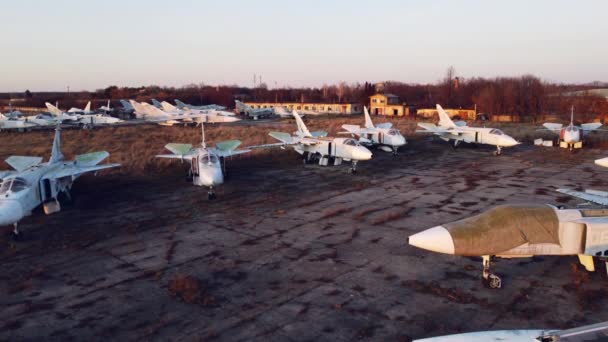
244,102,362,114
416,108,477,120
369,94,410,116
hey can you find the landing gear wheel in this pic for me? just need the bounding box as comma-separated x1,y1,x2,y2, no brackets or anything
482,274,502,289
350,161,358,174
481,255,501,289
208,191,217,200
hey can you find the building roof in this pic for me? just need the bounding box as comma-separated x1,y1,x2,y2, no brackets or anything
371,93,398,98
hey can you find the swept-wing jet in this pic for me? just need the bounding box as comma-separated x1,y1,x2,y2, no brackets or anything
409,204,608,288
235,100,274,120
130,100,239,125
556,157,608,205
0,125,120,237
341,106,406,154
541,106,603,151
175,99,226,111
44,102,79,122
162,101,237,119
417,104,519,155
261,110,372,172
156,124,250,199
414,321,608,342
46,102,122,128
67,101,93,114
0,113,37,131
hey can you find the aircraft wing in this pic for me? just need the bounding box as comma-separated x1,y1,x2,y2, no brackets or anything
156,154,194,161
42,163,120,180
557,188,608,206
5,156,43,171
376,123,393,129
75,151,111,167
416,123,465,134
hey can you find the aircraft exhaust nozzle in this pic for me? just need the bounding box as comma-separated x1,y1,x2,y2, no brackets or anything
409,226,455,255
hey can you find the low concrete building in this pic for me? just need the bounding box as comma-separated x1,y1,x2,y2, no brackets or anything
416,108,477,120
369,93,410,116
244,102,362,114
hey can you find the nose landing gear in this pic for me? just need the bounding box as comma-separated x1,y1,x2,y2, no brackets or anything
482,255,502,289
350,160,358,174
493,146,502,156
207,187,217,200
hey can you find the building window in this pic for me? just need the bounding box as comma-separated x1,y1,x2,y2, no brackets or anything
297,106,301,110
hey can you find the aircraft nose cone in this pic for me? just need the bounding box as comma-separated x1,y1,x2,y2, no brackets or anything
0,200,24,226
502,136,519,147
353,147,372,161
408,225,455,254
224,116,240,122
596,157,608,168
200,168,224,187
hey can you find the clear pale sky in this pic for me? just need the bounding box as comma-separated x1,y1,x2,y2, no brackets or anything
1,0,607,92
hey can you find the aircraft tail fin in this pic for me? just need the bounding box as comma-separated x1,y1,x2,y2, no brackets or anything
121,100,133,110
142,103,167,116
571,105,574,125
45,102,63,117
84,101,91,113
175,99,187,109
161,101,177,112
151,99,162,108
50,124,63,163
364,106,374,129
235,100,249,112
293,110,312,137
436,104,456,129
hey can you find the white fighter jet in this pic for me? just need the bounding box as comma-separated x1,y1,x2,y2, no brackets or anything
161,101,237,119
417,104,519,155
414,321,608,342
263,110,372,172
0,125,120,237
235,100,274,120
156,124,250,199
130,100,239,126
46,102,122,128
409,204,608,288
0,113,37,131
341,106,406,154
175,99,226,111
541,106,603,151
557,157,608,206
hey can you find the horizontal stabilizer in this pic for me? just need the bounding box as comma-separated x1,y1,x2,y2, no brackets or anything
215,140,242,152
269,131,295,144
6,156,43,171
311,130,328,137
581,122,602,131
165,143,193,155
75,151,110,166
454,121,467,127
376,122,393,129
557,188,608,206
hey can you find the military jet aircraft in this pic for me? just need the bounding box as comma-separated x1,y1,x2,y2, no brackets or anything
160,101,237,119
130,100,239,125
235,100,274,120
417,104,519,155
541,106,604,151
155,124,250,199
175,99,226,111
409,204,608,288
341,106,406,154
46,102,121,128
414,321,608,341
0,125,120,237
262,110,372,172
0,113,37,131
